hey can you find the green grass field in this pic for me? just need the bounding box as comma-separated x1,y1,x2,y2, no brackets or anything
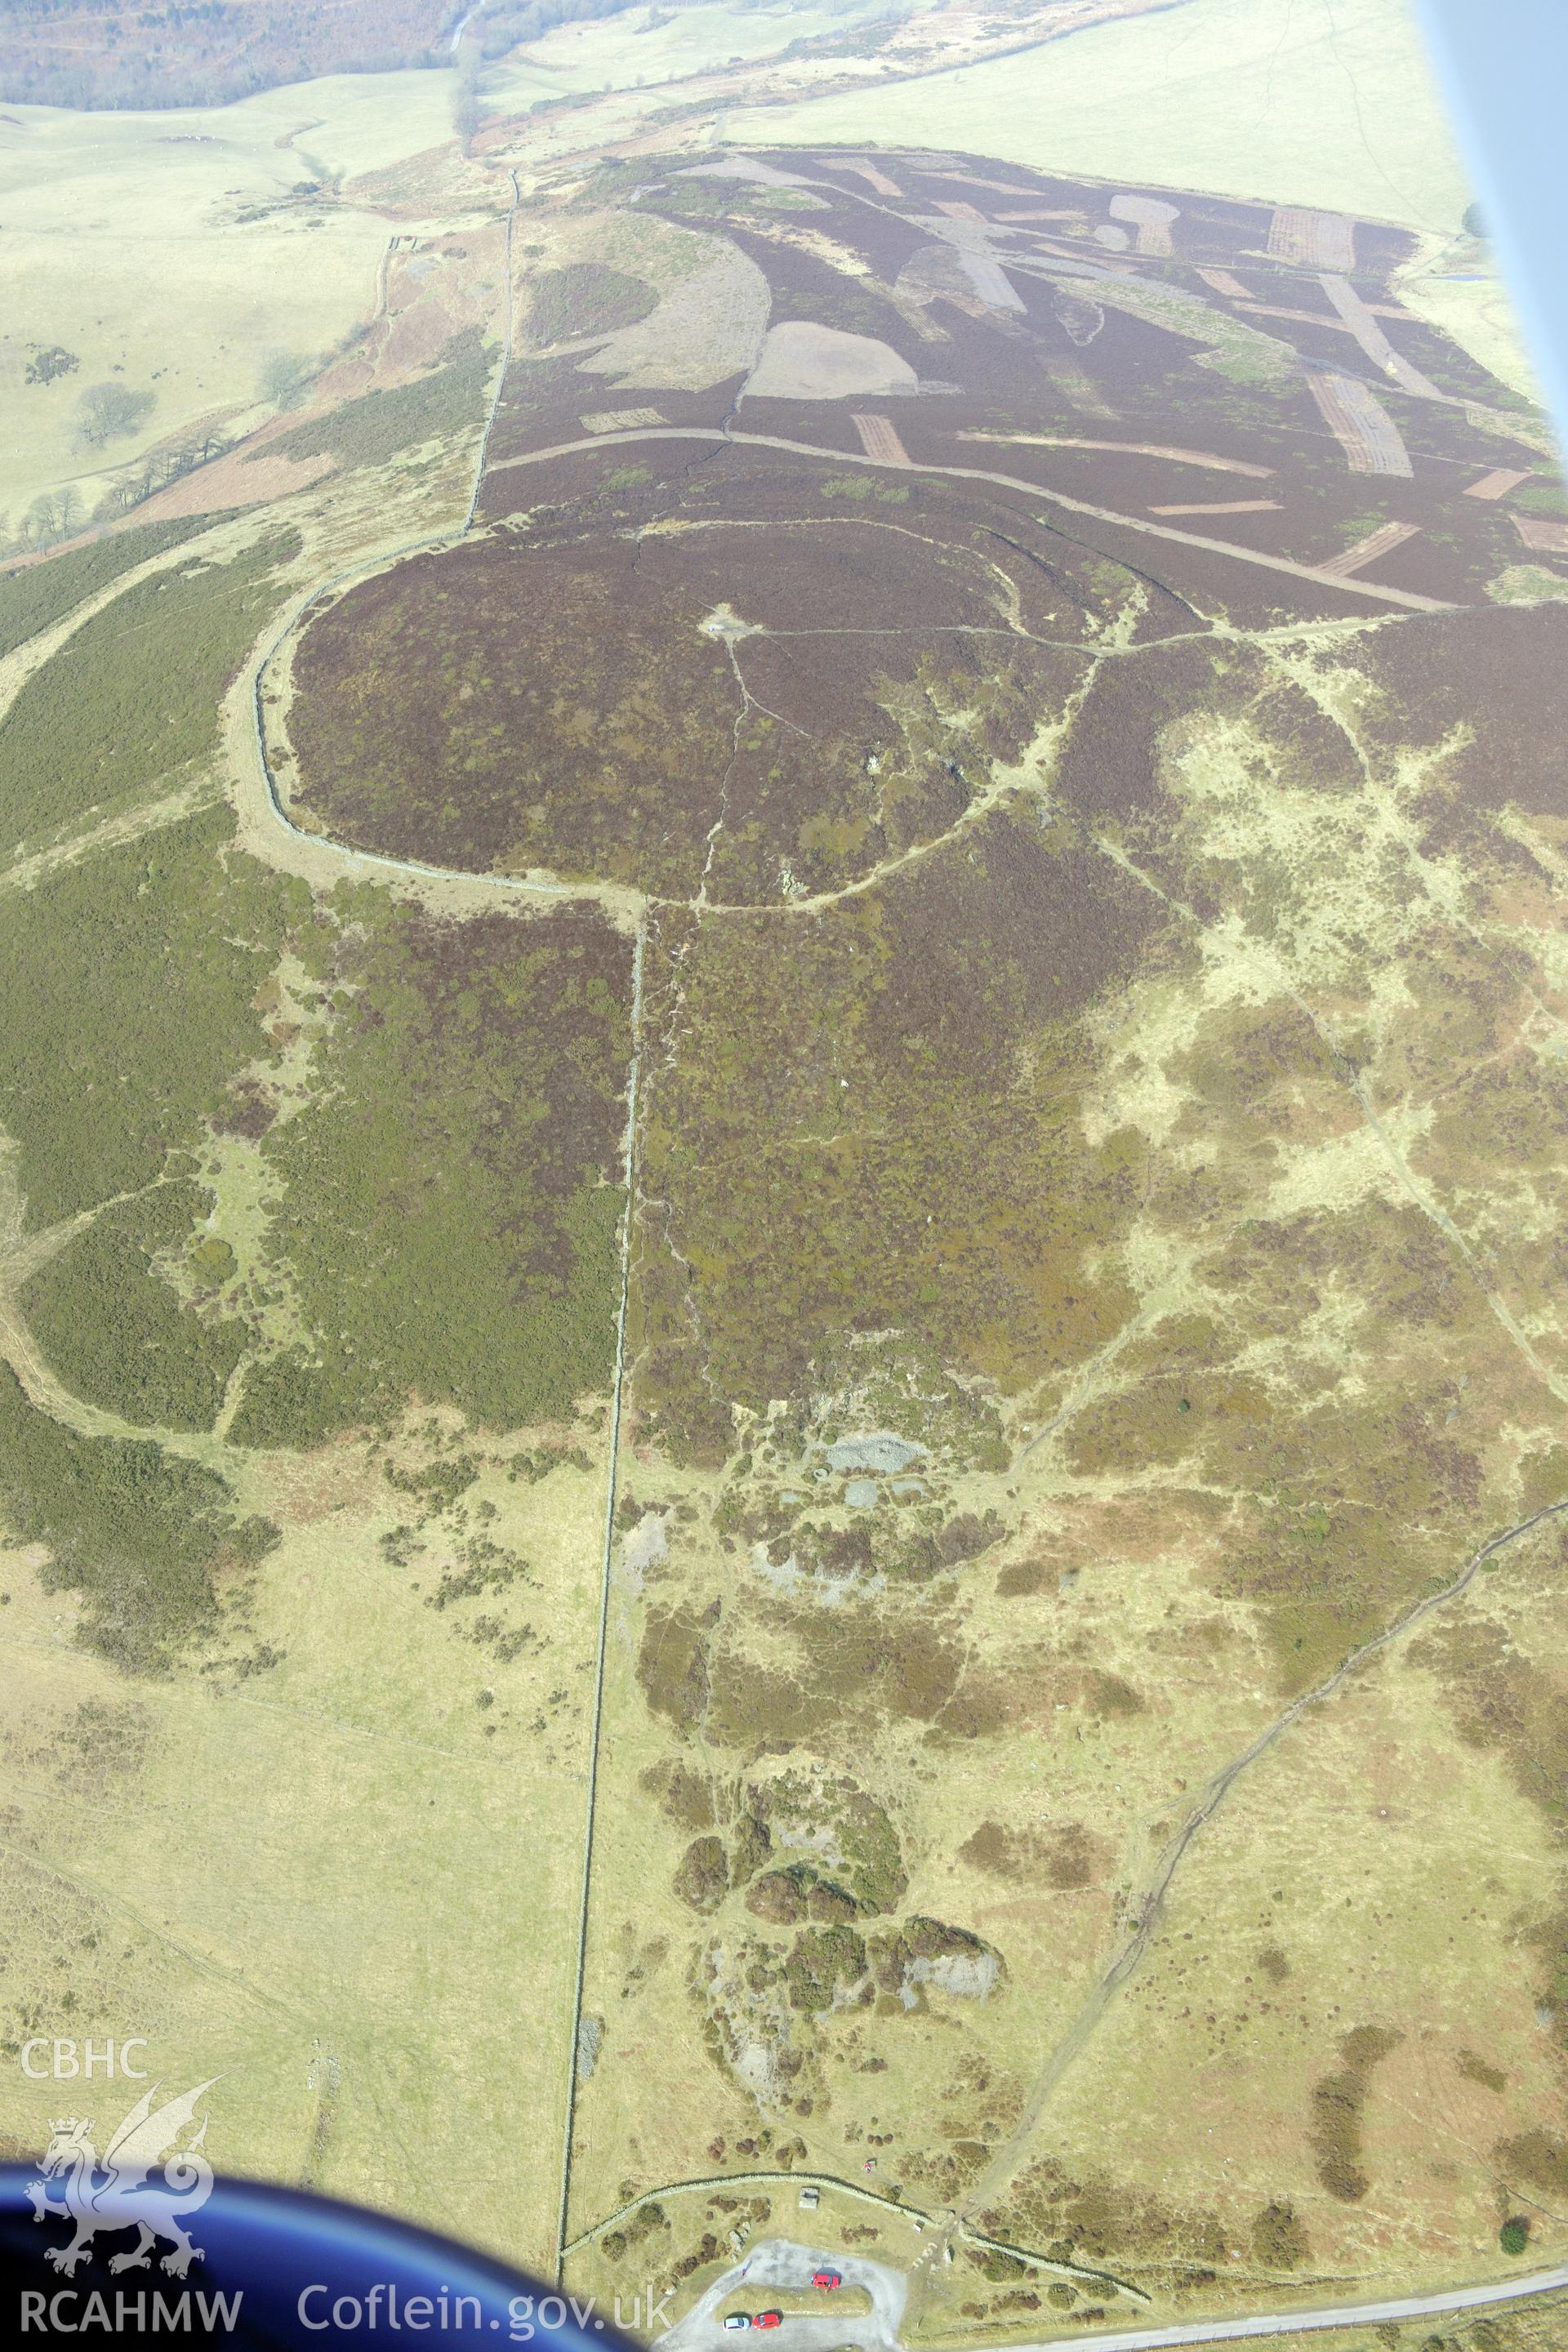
724,0,1472,232
0,66,457,523
0,1410,609,2270
718,0,1542,401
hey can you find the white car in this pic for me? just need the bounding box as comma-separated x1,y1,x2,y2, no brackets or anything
723,2319,752,2332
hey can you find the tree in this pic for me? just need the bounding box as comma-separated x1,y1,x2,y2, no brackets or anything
24,345,79,386
452,42,484,151
257,350,316,411
94,471,143,523
21,493,63,549
74,380,156,448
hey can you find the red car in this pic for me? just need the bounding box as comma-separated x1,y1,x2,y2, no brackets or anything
754,2315,783,2331
810,2275,842,2292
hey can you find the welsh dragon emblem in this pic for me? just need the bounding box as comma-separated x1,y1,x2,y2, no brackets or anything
27,2078,219,2278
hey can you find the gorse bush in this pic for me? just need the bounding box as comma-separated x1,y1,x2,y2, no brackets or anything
0,1366,277,1673
231,898,632,1446
0,513,221,660
259,331,492,475
523,264,655,345
0,544,635,1680
0,808,306,1225
23,1183,249,1434
0,528,300,853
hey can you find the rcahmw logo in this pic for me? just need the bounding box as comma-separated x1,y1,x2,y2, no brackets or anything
24,2076,221,2283
20,2040,149,2081
20,2287,243,2335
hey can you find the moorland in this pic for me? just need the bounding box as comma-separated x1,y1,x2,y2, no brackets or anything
2,3,1567,2344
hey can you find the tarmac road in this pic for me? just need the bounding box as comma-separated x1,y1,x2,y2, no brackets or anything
655,2241,1568,2352
998,2261,1568,2350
